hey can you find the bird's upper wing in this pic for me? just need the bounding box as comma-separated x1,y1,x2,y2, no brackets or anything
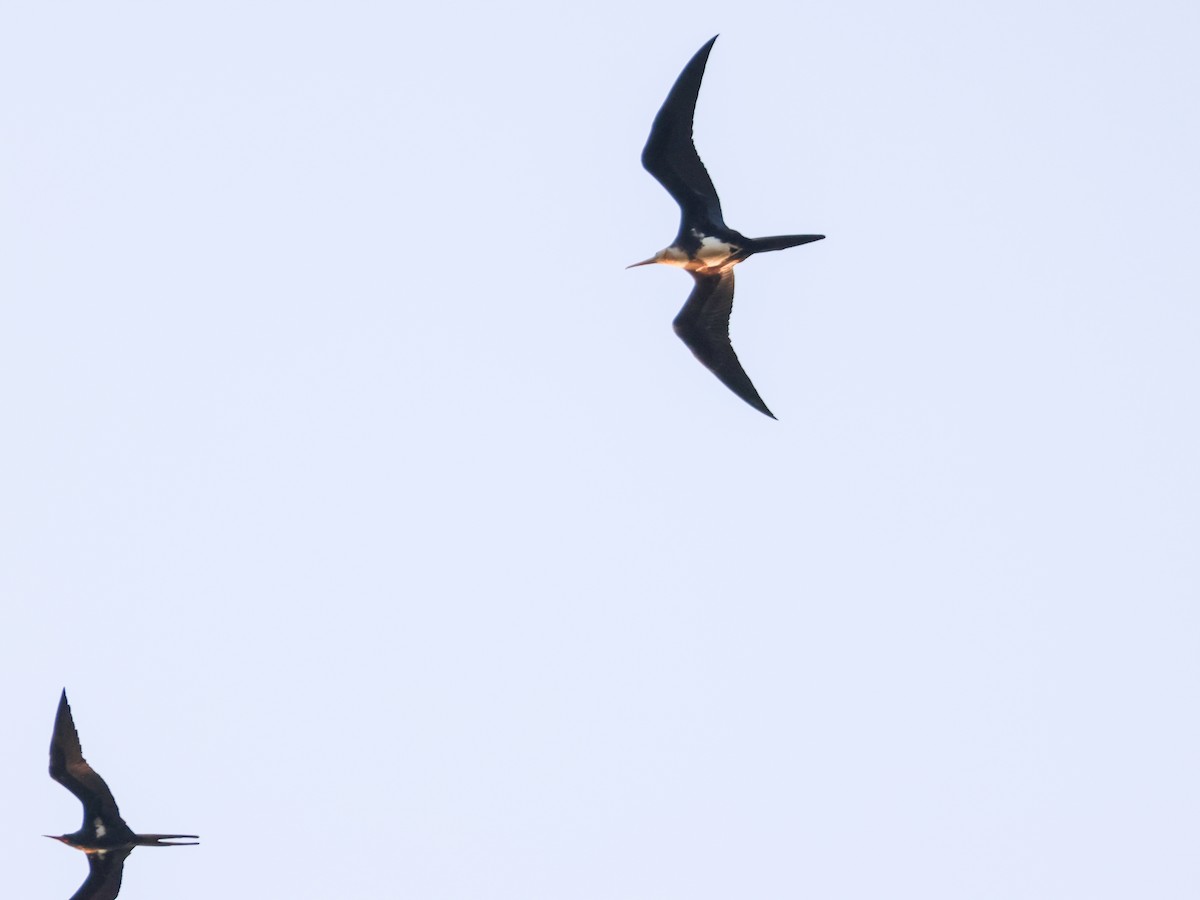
673,270,775,418
69,847,132,900
50,691,133,837
641,36,726,230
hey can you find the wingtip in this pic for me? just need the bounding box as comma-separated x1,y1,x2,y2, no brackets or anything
733,395,778,419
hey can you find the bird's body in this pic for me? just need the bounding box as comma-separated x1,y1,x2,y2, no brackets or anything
630,35,824,418
47,690,197,900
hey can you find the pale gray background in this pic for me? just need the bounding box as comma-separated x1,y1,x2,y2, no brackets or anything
3,1,1199,898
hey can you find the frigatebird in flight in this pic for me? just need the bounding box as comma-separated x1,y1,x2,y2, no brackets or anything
46,690,197,900
630,35,824,418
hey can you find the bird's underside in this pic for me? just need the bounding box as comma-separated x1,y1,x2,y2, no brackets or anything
633,34,824,417
48,691,198,900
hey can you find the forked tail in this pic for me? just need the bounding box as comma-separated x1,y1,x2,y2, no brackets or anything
747,234,825,254
136,834,200,846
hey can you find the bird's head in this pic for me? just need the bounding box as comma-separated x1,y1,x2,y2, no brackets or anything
44,834,77,848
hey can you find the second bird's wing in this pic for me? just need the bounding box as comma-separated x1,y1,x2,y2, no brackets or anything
673,271,775,418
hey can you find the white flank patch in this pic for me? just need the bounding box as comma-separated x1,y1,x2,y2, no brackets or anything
696,235,737,263
93,818,107,838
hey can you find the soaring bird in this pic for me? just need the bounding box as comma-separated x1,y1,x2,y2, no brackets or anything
630,35,824,418
46,690,198,900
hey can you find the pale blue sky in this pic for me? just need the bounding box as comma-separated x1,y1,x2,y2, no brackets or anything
2,1,1199,898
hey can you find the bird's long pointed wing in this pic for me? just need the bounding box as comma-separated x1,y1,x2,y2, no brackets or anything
641,35,726,230
69,847,132,900
50,691,133,838
673,271,775,418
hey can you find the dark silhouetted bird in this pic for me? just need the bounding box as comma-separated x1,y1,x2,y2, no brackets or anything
630,35,824,418
46,690,197,900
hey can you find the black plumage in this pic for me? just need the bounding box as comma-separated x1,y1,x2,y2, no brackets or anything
630,35,824,418
47,690,197,900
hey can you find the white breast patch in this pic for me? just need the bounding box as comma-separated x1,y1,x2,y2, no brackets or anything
94,818,107,839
